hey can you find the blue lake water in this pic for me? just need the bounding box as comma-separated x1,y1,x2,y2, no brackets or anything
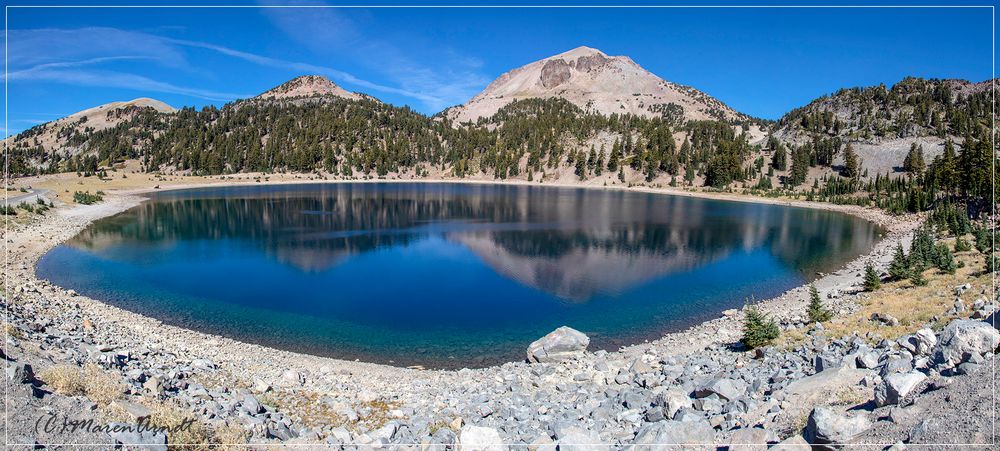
37,183,881,367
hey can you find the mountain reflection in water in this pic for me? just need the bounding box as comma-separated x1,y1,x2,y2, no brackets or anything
40,183,880,367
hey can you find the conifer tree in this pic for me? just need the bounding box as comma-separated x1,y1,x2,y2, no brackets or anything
807,285,833,323
888,243,910,280
863,262,881,291
842,143,860,179
741,302,780,349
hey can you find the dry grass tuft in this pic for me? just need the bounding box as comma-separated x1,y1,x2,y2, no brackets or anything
82,364,126,406
37,363,125,407
3,322,25,339
37,364,86,396
142,399,212,451
210,422,251,449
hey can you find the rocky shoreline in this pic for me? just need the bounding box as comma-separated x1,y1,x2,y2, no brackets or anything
3,184,998,449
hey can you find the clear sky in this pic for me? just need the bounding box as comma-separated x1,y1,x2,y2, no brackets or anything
3,1,995,136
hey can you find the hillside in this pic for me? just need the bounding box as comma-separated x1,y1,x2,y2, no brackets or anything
5,98,176,172
769,77,994,176
444,46,759,127
773,77,993,145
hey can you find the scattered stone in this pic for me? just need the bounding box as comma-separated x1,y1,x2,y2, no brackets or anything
871,312,899,327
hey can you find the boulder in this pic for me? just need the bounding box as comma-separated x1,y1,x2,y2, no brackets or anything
280,370,304,387
555,426,607,451
728,427,777,451
898,328,937,355
110,424,167,451
459,425,507,451
769,435,809,451
933,319,1000,368
243,393,264,414
6,363,35,384
805,407,871,450
629,419,714,450
653,388,691,419
526,327,590,363
875,371,927,407
693,377,746,401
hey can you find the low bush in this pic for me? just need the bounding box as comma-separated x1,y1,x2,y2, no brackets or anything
73,191,104,205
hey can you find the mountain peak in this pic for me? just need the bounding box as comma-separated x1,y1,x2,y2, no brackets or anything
257,75,362,101
554,46,607,58
446,46,749,124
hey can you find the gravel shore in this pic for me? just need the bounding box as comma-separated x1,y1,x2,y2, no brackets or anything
3,181,996,449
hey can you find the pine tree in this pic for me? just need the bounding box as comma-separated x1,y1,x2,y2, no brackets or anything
863,262,881,291
842,143,860,179
903,143,926,175
888,243,910,280
909,268,928,286
807,285,833,323
771,142,787,171
934,243,957,274
741,303,780,349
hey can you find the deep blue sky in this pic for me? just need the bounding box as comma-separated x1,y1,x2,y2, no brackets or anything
3,2,995,136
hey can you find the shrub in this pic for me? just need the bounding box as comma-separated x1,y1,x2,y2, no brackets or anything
73,191,104,205
741,303,780,349
955,235,972,252
863,262,881,291
0,204,16,216
807,285,833,323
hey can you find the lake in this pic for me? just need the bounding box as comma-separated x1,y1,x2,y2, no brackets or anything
37,183,881,368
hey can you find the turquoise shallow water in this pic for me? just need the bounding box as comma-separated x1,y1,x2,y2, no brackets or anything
37,183,881,368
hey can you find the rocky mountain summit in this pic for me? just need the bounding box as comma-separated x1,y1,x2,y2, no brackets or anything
256,75,363,101
445,46,754,125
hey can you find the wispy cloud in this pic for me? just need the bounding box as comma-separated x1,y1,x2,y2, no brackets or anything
260,3,489,111
6,23,485,111
15,69,244,102
167,38,448,106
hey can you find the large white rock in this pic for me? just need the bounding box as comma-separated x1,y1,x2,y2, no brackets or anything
555,426,607,451
933,319,1000,368
459,425,507,451
875,371,927,407
805,407,872,449
526,326,590,363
